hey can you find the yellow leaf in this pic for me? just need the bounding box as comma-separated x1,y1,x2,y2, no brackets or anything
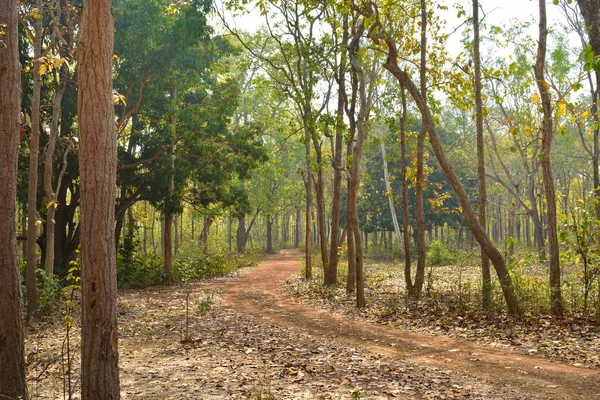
581,110,590,118
39,64,47,76
557,101,566,119
524,126,534,137
577,199,585,206
588,129,594,136
532,93,540,104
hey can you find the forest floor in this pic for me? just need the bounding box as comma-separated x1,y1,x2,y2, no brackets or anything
26,249,600,399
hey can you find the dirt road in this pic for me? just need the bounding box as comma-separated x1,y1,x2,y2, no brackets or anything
216,249,600,399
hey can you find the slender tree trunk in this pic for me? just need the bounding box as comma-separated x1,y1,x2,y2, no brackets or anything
44,67,68,278
535,0,563,316
0,0,29,396
164,88,176,281
473,0,491,310
77,0,120,396
412,0,427,298
328,16,349,287
400,88,413,294
348,24,368,308
381,34,523,316
304,138,313,280
26,0,44,317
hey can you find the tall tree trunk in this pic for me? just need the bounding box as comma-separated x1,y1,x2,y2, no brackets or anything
411,0,427,299
164,88,177,281
44,65,69,278
0,0,29,396
473,0,491,310
400,88,413,294
304,138,313,280
77,0,120,396
26,0,44,317
348,23,368,308
328,15,349,287
535,0,563,316
381,33,523,316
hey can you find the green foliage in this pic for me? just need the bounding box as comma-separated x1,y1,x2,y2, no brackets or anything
426,240,456,266
174,250,237,282
117,249,167,289
37,270,62,314
559,196,600,315
506,257,550,314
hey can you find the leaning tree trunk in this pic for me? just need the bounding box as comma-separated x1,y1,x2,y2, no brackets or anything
0,0,29,397
535,0,563,316
381,34,523,316
473,0,492,310
77,0,120,397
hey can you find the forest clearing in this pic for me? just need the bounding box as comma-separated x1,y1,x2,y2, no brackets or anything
4,0,600,399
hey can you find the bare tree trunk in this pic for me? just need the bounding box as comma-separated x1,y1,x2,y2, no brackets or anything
411,0,427,298
347,23,369,308
0,0,29,396
304,138,313,280
26,0,44,317
473,0,491,310
164,88,176,281
400,88,413,294
77,0,120,396
535,0,563,316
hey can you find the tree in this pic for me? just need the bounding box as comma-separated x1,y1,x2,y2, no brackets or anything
535,0,563,316
24,0,43,317
473,0,491,310
77,0,120,396
364,0,523,315
0,0,29,397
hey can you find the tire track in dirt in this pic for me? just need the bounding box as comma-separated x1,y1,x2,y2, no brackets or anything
217,249,600,399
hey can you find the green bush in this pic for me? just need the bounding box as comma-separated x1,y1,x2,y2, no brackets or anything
426,240,456,266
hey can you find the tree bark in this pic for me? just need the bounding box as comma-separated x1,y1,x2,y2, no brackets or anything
400,88,413,294
26,0,44,317
328,15,349,286
473,0,491,310
304,139,313,280
535,0,563,316
0,0,29,397
348,22,368,308
163,88,177,281
412,0,427,299
77,0,120,397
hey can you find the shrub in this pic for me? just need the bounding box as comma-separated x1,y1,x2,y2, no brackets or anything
426,240,456,266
